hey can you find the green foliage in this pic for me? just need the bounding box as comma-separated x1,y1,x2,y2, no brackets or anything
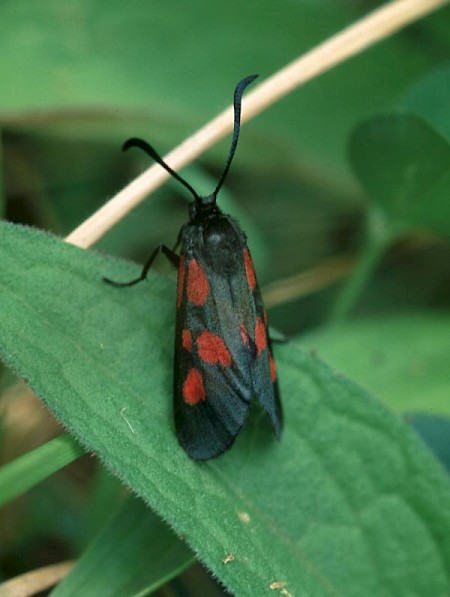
0,223,449,596
402,64,450,141
0,0,442,180
53,496,194,596
349,114,450,235
302,313,450,416
0,434,84,508
0,143,4,219
410,414,450,473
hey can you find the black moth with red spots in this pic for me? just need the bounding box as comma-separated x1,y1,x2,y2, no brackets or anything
104,75,282,460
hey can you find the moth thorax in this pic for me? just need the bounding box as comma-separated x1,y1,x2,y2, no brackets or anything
203,217,243,271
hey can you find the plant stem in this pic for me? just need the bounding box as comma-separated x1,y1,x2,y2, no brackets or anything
65,0,450,249
328,209,396,325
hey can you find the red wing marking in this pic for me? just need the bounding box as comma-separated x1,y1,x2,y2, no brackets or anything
240,322,249,346
269,353,277,382
187,259,210,305
255,316,267,355
182,329,192,352
177,256,186,308
244,248,257,291
197,330,232,367
183,368,206,405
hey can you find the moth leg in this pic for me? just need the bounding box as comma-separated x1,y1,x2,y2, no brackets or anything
268,327,288,344
171,227,183,254
269,335,288,345
103,244,179,287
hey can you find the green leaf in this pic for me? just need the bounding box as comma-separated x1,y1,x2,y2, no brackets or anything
0,433,84,507
52,496,194,597
81,466,125,548
0,222,449,596
402,64,450,142
349,114,450,235
301,313,450,416
0,139,4,218
409,413,450,473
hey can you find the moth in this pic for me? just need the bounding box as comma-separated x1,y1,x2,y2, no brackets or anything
105,75,282,459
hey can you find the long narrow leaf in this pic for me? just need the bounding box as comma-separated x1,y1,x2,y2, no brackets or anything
52,496,194,596
0,433,84,507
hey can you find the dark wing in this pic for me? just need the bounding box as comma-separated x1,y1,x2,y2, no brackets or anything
174,252,254,460
174,228,282,460
247,251,283,438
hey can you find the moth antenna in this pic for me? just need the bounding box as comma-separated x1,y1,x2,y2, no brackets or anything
123,138,200,201
212,74,258,198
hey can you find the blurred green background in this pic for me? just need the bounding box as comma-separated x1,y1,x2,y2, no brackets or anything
1,1,449,594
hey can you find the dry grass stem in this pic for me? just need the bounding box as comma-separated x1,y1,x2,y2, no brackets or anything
0,560,75,596
65,0,449,249
263,256,354,308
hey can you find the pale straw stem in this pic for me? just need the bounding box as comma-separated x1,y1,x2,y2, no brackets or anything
65,0,449,249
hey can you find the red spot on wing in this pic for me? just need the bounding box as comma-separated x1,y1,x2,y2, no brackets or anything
182,329,192,352
187,259,210,305
269,353,277,382
197,330,232,367
244,248,256,291
240,322,249,346
255,316,267,355
183,368,205,405
177,256,186,308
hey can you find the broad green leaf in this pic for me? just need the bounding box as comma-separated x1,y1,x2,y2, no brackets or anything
402,64,450,142
301,314,450,417
0,433,84,507
349,114,450,235
0,222,449,596
52,496,194,597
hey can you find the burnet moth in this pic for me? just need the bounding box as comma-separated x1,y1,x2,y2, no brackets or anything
104,75,282,460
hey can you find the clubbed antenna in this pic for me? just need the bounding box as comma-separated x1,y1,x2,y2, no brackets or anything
212,74,258,198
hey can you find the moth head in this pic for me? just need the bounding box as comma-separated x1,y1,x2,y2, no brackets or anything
189,193,222,222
